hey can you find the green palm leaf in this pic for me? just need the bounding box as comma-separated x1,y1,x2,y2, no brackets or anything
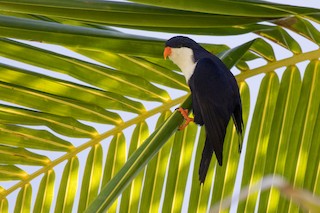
0,1,319,212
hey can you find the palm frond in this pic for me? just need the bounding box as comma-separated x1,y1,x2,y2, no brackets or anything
0,1,319,212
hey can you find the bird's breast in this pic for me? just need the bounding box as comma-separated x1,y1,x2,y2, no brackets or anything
181,62,197,82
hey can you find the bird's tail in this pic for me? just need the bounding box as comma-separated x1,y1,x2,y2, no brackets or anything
199,137,216,184
232,104,244,153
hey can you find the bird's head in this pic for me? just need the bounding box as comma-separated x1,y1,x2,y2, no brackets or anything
163,36,198,63
164,36,200,81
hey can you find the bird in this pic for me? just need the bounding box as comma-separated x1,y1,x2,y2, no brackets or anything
163,36,243,183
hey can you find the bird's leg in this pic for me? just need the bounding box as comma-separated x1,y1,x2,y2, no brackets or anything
176,107,194,130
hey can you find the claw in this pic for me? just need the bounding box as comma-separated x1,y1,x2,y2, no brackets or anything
176,107,194,130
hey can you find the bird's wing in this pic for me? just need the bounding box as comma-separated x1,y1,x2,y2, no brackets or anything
191,90,204,125
190,58,235,168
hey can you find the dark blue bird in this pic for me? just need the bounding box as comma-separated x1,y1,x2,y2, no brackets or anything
164,36,243,183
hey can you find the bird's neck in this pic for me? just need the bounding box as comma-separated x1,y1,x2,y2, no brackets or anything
179,62,197,82
170,47,197,82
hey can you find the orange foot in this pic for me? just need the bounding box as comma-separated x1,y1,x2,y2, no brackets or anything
176,107,194,130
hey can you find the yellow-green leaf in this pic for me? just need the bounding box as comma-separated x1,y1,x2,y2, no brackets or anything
119,121,149,213
258,66,301,212
34,170,55,213
0,145,50,166
0,165,28,181
101,133,126,212
14,184,32,213
54,157,79,213
139,111,173,212
78,144,103,212
237,72,279,213
162,122,198,212
0,124,73,151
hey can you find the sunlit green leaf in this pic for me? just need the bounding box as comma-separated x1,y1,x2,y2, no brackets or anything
0,15,164,57
101,133,126,212
237,72,280,213
75,49,188,91
258,66,301,212
0,196,8,213
0,104,98,138
0,81,122,125
304,90,320,193
0,59,145,114
14,184,32,213
0,1,271,27
78,144,103,212
54,157,79,213
0,165,27,181
188,127,213,213
287,60,320,212
162,122,197,212
0,145,50,166
85,96,192,213
0,123,73,151
139,111,173,212
130,0,315,17
274,17,320,45
256,26,302,54
34,170,55,213
119,122,149,213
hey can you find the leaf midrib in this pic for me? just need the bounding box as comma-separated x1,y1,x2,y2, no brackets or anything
236,48,320,81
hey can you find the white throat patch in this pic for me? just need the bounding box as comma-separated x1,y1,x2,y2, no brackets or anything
169,47,197,82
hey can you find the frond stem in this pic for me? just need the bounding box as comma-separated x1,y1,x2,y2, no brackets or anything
236,48,320,82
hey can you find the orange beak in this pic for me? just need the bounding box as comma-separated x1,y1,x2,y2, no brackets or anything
163,47,172,60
